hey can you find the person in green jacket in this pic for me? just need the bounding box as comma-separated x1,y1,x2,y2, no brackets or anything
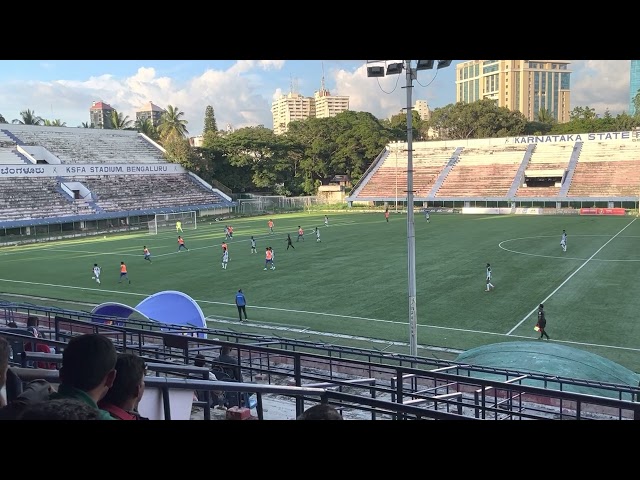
49,333,118,420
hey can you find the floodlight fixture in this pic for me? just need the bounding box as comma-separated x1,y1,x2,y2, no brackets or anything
416,60,434,70
386,62,404,76
367,66,385,78
437,60,452,69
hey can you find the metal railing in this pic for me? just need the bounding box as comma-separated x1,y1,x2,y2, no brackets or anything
3,310,640,420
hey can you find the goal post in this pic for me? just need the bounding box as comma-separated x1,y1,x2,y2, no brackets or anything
148,211,197,235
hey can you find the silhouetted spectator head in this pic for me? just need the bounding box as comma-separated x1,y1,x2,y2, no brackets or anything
26,316,41,338
59,334,117,402
220,345,231,356
0,336,9,392
194,353,207,368
18,398,102,420
99,353,146,411
296,403,344,420
7,321,18,328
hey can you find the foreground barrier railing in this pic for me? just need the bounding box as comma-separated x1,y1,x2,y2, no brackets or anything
3,306,640,419
11,367,475,420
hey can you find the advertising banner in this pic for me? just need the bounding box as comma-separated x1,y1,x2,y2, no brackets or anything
579,208,626,216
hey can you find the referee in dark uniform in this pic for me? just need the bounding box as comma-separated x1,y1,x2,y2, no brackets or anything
537,303,550,340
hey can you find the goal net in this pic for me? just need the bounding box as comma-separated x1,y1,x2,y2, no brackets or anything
148,211,197,235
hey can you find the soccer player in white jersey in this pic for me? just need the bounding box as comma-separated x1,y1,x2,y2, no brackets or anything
560,229,567,252
324,215,329,227
315,227,321,242
250,236,257,254
222,249,229,269
143,246,152,263
92,263,101,284
485,263,494,292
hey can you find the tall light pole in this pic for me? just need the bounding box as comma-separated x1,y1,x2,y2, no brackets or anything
367,60,452,356
395,146,398,213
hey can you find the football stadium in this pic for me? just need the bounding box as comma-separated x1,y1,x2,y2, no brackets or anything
1,123,640,420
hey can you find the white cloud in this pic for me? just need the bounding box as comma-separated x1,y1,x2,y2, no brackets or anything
0,62,284,134
570,60,630,115
229,60,285,75
0,60,633,135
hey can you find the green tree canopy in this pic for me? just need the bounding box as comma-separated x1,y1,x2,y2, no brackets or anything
204,105,218,134
427,99,527,140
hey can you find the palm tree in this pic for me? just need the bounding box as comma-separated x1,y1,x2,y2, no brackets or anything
43,119,67,127
110,109,134,130
0,113,7,123
79,121,93,128
158,104,189,140
536,108,556,125
135,117,159,140
12,109,43,125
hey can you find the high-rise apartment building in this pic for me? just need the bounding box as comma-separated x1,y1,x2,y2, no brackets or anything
629,60,640,115
455,60,571,123
136,101,165,126
89,101,114,129
271,76,350,135
271,92,315,135
314,76,349,120
413,100,431,121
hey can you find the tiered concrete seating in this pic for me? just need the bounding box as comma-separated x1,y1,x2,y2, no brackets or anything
0,177,94,221
0,133,26,164
74,174,227,212
435,144,528,197
568,141,640,197
3,125,165,164
357,144,453,198
0,147,25,164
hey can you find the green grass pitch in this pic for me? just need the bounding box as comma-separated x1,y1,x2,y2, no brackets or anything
1,211,639,372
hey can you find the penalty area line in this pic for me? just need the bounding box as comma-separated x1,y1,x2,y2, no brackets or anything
507,217,637,336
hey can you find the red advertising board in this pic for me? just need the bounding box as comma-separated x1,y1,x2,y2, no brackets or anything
579,208,626,216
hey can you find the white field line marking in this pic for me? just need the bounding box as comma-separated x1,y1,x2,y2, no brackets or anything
2,280,640,354
3,221,361,260
46,248,141,257
498,234,640,262
0,277,397,324
507,217,638,336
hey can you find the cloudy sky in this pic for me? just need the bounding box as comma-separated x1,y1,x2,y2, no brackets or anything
0,60,632,137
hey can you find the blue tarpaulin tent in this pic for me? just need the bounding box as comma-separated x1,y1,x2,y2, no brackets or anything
91,290,207,338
